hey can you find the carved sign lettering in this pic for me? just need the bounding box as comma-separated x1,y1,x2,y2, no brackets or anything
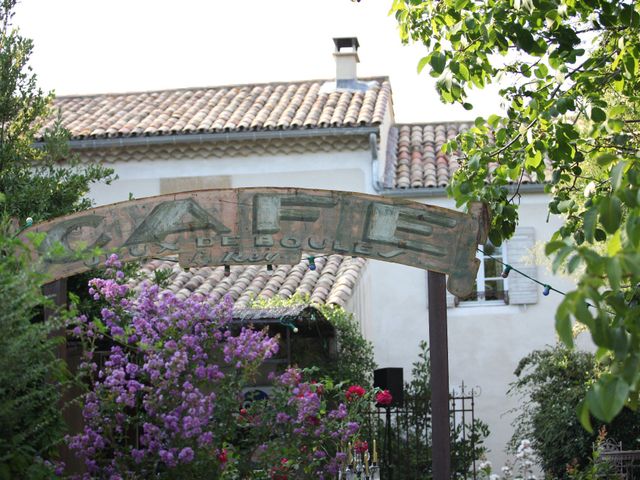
22,188,489,297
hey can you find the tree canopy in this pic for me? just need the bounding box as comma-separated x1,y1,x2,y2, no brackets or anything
0,0,114,223
391,0,640,424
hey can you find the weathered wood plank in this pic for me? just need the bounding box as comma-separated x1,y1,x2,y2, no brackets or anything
21,188,488,297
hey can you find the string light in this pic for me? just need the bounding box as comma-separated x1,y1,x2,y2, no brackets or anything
224,265,231,277
13,217,34,237
501,265,512,278
308,256,316,271
266,264,274,275
478,247,567,298
280,319,298,333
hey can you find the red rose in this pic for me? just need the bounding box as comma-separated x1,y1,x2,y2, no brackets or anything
346,385,366,401
354,440,369,454
217,448,228,464
376,389,393,406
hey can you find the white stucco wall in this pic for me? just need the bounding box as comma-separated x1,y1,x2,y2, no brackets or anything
365,193,577,471
88,148,374,207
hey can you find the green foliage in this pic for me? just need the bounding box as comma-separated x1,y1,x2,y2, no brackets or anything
250,293,376,387
406,341,489,479
0,2,115,476
0,222,67,479
566,431,620,480
392,0,640,422
0,1,114,223
509,345,640,478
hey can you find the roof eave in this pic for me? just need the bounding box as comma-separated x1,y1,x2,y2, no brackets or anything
34,126,380,151
379,183,546,198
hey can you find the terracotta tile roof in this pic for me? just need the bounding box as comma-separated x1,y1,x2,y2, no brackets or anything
128,254,366,310
43,78,391,141
384,123,541,190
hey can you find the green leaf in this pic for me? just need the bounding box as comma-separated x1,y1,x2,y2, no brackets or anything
606,255,622,291
591,107,607,122
417,55,430,74
610,161,627,191
552,246,573,272
596,153,618,166
430,51,446,74
599,196,622,234
545,240,566,255
607,229,622,257
586,375,629,423
584,207,597,243
458,62,470,81
567,254,582,274
515,27,535,53
555,298,574,347
534,63,549,79
487,114,501,128
577,400,593,433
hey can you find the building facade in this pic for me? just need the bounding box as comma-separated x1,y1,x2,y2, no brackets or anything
42,38,576,470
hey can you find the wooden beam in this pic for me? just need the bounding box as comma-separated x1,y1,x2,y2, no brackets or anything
428,270,451,480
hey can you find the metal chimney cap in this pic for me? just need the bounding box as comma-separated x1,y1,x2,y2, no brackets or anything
333,37,360,52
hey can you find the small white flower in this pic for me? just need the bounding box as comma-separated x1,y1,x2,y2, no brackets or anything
479,460,493,470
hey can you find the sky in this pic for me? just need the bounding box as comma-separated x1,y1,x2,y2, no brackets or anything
14,0,502,123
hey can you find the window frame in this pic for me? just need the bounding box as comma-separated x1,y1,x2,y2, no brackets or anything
458,243,509,307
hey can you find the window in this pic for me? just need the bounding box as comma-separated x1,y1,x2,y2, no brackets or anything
446,227,538,308
460,243,508,304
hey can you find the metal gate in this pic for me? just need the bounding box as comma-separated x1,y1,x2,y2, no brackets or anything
360,383,484,480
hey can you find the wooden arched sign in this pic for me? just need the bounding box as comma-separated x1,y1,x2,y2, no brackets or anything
22,188,489,297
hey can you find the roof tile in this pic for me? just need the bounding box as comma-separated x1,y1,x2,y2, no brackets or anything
128,255,366,309
384,122,548,190
43,78,391,141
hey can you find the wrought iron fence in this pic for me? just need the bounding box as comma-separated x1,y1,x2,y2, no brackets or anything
359,383,482,480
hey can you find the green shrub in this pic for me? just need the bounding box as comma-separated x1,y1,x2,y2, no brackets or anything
509,345,640,478
0,225,68,479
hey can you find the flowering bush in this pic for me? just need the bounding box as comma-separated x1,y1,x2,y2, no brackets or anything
68,255,368,479
242,372,374,479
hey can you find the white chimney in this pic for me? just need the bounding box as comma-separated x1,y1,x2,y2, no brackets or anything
333,37,360,86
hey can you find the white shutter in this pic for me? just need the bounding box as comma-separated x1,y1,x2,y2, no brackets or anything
506,227,538,305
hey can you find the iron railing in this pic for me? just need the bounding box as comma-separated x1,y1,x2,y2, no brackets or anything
359,383,482,480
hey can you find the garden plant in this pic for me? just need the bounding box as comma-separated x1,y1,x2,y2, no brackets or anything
66,255,375,479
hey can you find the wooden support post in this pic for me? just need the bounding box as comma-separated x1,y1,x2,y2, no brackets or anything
43,279,83,473
43,279,67,359
428,271,451,480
